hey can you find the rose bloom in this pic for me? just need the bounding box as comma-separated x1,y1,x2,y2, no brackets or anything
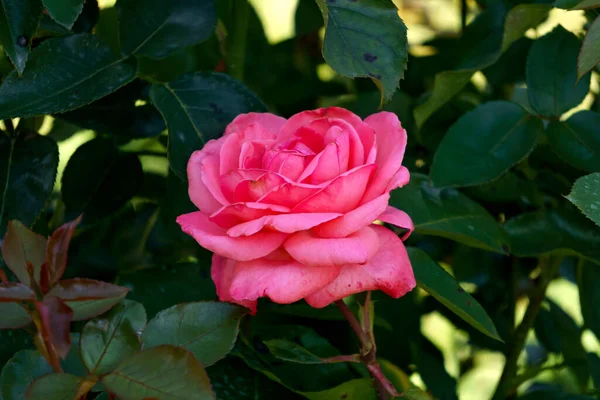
177,107,415,313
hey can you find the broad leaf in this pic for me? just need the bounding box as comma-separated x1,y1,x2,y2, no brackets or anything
61,138,143,219
408,247,501,340
101,345,214,400
81,300,146,375
35,296,74,359
42,0,85,29
26,373,85,400
0,283,35,302
0,34,136,120
1,220,47,286
579,261,600,339
390,174,509,253
526,26,591,117
567,172,600,227
0,0,43,74
430,101,542,188
504,208,600,263
142,302,246,367
578,15,600,78
0,303,31,329
48,278,130,321
588,353,600,390
149,72,267,179
117,0,216,59
0,350,52,400
546,111,600,172
44,216,82,288
0,131,58,238
302,379,377,400
264,340,328,364
314,0,408,103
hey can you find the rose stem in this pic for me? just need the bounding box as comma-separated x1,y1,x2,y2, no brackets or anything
335,297,400,399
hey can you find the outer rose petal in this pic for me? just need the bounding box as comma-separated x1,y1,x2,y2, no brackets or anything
378,206,414,240
226,257,341,307
361,112,408,203
284,226,379,267
312,193,390,238
177,212,287,261
224,112,287,136
212,255,257,313
227,212,341,237
209,202,289,229
187,145,227,214
385,166,410,192
305,225,415,308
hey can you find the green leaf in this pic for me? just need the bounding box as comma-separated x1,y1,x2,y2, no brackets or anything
314,0,408,103
504,208,600,263
61,138,143,219
26,373,84,400
588,352,600,390
0,131,58,238
578,15,600,78
0,303,31,329
407,247,501,341
0,330,32,368
48,278,130,321
578,260,600,339
116,0,216,59
430,101,542,188
302,379,377,400
101,345,214,400
264,340,329,364
1,220,47,286
567,172,600,227
149,72,266,179
81,300,146,375
42,0,85,29
0,350,52,400
390,174,509,253
0,0,43,74
500,4,552,52
142,302,246,367
526,26,591,117
545,111,600,172
0,34,136,120
0,283,36,302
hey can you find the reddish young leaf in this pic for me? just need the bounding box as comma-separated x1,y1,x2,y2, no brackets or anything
1,220,47,286
48,278,130,321
44,216,82,288
0,282,36,302
35,296,74,360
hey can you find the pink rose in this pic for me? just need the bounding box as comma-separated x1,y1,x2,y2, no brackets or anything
177,107,415,313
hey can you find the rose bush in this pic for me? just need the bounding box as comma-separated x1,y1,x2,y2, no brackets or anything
177,107,416,312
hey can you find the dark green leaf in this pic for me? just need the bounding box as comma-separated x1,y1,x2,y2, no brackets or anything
430,101,542,188
408,247,501,340
567,172,600,227
504,208,600,263
526,26,591,117
0,0,43,74
546,111,600,172
578,260,600,339
314,0,408,102
101,345,214,400
0,303,31,329
1,220,47,286
48,278,129,321
26,373,84,400
0,131,58,238
0,330,32,368
149,72,266,179
302,379,377,400
0,350,52,400
61,138,143,219
42,0,85,29
116,0,216,59
0,34,136,120
390,174,508,253
588,352,600,390
142,302,246,367
264,340,328,364
81,300,146,375
578,15,600,78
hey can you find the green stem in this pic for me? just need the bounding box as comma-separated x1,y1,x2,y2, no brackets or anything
227,0,249,81
491,255,562,400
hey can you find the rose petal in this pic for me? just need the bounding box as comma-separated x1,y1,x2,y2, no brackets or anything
210,202,289,229
227,212,342,237
224,113,287,137
361,112,408,203
233,171,286,203
258,182,321,209
385,166,410,192
378,206,414,240
220,169,264,202
227,257,341,306
299,142,340,184
313,193,390,238
187,145,227,215
305,225,415,308
284,226,379,267
264,149,309,181
212,255,257,313
292,164,376,213
177,212,287,261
